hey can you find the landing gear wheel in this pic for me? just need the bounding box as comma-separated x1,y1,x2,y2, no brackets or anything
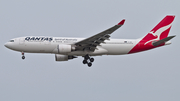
88,62,92,67
84,55,89,60
83,54,94,67
22,56,25,59
83,60,87,64
90,58,94,62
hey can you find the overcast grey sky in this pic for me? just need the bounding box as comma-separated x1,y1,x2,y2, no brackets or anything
1,0,180,101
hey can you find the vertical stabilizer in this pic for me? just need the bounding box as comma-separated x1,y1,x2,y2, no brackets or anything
129,15,175,54
149,15,175,40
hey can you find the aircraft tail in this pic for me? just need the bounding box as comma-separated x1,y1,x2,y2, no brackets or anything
143,15,175,42
128,15,175,54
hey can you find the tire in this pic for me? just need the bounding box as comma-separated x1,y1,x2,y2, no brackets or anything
22,56,25,59
88,62,92,67
90,58,94,62
84,55,89,60
83,60,87,64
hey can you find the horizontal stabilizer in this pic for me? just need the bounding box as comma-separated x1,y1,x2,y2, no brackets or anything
152,35,176,46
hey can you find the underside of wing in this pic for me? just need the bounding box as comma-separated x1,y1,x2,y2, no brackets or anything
74,19,125,51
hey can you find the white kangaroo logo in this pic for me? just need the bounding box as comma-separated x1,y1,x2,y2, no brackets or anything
144,22,172,45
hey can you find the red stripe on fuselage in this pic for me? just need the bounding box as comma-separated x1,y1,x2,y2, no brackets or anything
128,35,164,54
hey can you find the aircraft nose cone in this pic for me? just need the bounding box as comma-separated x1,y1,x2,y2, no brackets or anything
4,43,7,47
4,42,8,47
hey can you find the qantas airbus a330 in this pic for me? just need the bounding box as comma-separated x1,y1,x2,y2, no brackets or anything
4,15,175,67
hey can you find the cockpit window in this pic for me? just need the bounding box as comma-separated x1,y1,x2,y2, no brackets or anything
9,40,14,42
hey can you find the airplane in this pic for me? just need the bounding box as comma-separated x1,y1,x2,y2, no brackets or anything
4,15,175,67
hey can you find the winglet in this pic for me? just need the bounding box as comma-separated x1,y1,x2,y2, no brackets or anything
117,19,125,25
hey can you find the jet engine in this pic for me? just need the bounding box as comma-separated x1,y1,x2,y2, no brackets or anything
58,44,75,53
55,54,77,61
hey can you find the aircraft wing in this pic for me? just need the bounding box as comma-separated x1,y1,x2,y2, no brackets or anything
74,19,125,51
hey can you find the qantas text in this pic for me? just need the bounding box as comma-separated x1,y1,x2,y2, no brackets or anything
25,37,53,41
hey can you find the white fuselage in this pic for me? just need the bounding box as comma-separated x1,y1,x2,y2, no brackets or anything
5,36,140,56
4,16,175,67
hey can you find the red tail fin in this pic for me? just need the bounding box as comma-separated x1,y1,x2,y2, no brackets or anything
149,15,175,40
128,15,175,54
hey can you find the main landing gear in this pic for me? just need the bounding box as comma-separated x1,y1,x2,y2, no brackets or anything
83,54,94,67
22,52,25,60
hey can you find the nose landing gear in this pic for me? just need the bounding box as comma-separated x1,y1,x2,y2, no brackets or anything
22,52,25,60
83,54,94,67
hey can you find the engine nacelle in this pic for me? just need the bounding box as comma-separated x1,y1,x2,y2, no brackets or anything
55,54,77,61
58,44,72,53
